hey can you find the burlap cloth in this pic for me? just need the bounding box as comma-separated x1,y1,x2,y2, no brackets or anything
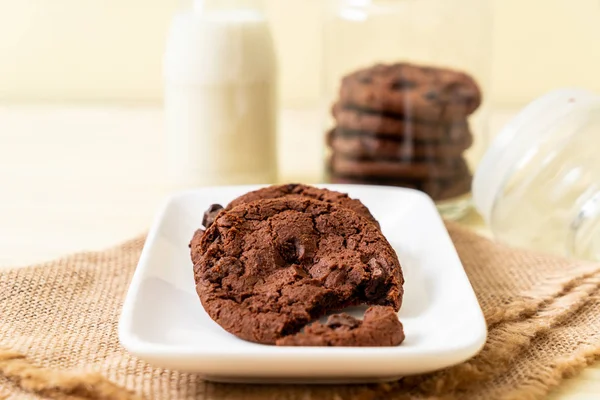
1,222,600,400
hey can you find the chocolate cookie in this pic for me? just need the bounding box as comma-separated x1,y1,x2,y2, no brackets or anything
338,63,481,122
327,129,473,160
329,173,472,201
276,306,405,347
203,183,379,230
332,104,471,140
191,198,403,345
329,155,469,180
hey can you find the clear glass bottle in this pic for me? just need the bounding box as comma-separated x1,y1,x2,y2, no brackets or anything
474,89,600,261
322,0,493,219
164,0,278,190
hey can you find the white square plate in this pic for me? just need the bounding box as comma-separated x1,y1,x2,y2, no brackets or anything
119,185,486,383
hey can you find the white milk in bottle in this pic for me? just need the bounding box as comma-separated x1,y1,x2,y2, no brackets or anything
164,0,277,188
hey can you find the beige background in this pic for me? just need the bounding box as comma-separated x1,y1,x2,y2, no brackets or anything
1,2,600,398
1,0,600,107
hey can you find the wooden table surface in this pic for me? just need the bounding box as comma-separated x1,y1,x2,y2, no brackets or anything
0,105,598,398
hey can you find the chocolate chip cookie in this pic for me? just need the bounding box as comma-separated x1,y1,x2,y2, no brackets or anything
332,103,471,140
191,197,403,345
327,129,473,160
339,63,482,122
276,306,405,347
202,183,379,230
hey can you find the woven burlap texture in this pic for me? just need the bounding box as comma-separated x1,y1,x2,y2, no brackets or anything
1,222,600,400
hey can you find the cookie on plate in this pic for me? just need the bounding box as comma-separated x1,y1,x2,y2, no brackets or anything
191,197,403,345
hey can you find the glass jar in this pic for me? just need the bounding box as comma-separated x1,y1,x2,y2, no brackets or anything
474,89,600,261
322,0,493,219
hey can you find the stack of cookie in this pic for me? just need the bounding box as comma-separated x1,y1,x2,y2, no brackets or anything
327,63,482,201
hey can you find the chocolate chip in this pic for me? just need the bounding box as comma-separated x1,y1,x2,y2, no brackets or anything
279,240,296,263
390,78,416,90
358,75,373,84
279,238,306,264
295,242,306,260
365,258,389,300
202,204,224,229
326,313,361,329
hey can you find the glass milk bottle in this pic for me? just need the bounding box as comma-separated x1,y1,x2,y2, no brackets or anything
164,0,278,189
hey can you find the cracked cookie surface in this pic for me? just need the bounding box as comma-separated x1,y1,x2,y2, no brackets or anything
276,306,405,346
201,183,380,232
191,197,403,345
